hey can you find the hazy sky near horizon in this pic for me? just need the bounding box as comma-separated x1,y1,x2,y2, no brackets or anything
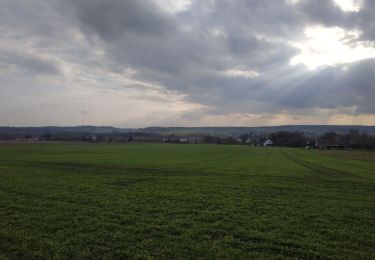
1,0,375,127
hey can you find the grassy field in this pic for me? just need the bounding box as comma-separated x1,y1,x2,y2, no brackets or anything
0,143,374,259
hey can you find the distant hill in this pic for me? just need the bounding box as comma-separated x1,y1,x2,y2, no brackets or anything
141,125,375,136
0,126,132,136
1,125,375,137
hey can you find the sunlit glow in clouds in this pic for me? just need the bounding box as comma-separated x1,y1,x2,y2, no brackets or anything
290,26,375,70
333,0,363,12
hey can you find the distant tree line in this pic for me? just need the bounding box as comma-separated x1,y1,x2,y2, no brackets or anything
238,129,375,149
267,129,375,149
270,131,306,147
318,129,375,149
1,128,375,149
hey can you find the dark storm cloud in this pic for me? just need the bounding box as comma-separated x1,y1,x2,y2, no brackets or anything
211,0,304,36
1,0,375,125
67,0,215,75
355,1,375,41
296,0,348,26
69,0,301,85
71,0,175,39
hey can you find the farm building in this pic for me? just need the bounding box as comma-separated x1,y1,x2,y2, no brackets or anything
318,141,346,150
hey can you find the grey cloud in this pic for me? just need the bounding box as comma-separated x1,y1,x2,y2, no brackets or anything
208,0,305,37
296,0,348,27
296,0,375,42
276,59,375,113
165,59,375,116
57,0,375,116
71,0,175,40
356,1,375,41
0,0,70,39
0,0,375,126
69,0,300,82
0,51,60,75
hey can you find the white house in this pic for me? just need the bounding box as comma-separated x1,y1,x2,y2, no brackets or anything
263,139,273,146
179,138,188,143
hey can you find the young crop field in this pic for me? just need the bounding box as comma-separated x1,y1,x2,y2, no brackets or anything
0,143,374,259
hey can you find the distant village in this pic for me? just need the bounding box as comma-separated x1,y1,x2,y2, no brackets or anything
1,128,375,150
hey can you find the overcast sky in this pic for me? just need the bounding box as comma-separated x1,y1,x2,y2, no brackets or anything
1,0,374,127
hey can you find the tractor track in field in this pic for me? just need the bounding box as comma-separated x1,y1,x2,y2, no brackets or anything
280,149,362,180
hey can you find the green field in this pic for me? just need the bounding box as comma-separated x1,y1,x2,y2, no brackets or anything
0,143,374,259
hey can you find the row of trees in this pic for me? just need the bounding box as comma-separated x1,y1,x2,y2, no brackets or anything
265,129,375,149
269,131,306,147
238,129,375,149
319,129,375,149
1,128,375,149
